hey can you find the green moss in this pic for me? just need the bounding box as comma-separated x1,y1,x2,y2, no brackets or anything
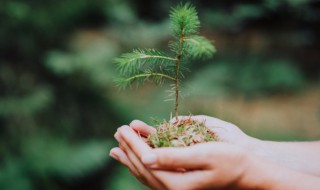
147,117,218,148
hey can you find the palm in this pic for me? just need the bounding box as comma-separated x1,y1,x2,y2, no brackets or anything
193,115,249,145
130,115,251,147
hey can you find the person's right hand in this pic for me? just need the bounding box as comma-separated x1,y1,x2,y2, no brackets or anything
129,115,256,149
129,116,320,177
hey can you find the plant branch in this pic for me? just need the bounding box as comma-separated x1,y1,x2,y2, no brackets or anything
126,55,177,63
138,55,177,61
125,73,176,82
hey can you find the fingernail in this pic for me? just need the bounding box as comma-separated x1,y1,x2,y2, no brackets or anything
130,120,145,128
141,154,157,165
129,120,138,126
109,152,119,161
114,132,120,142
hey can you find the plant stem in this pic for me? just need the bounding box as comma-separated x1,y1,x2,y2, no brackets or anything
174,28,184,120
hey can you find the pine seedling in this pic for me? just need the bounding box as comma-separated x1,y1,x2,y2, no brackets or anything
115,3,218,147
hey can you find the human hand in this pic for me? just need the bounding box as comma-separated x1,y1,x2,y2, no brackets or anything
111,124,320,190
110,125,165,189
129,115,256,149
110,125,257,190
110,116,255,189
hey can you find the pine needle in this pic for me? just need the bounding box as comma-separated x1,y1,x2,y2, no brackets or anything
184,35,216,59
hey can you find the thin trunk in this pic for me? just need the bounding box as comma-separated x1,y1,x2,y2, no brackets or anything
174,29,184,121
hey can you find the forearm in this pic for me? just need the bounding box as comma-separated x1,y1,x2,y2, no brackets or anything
241,155,320,190
248,138,320,176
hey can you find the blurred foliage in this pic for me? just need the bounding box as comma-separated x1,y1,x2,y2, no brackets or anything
187,59,305,98
46,42,118,87
105,167,147,190
0,138,112,190
0,87,53,116
0,0,319,189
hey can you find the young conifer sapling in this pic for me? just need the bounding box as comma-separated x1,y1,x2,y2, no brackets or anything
115,3,218,148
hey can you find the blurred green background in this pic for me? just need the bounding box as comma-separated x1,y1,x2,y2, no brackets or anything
0,0,319,189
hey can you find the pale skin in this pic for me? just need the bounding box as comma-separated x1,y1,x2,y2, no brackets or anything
110,115,320,190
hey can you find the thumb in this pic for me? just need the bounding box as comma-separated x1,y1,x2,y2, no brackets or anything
130,120,156,137
141,145,209,169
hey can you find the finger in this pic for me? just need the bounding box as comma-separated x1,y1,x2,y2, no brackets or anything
114,131,121,143
110,147,140,176
110,147,131,167
118,140,151,185
120,138,165,189
130,120,156,137
117,127,166,188
115,130,147,144
128,170,149,186
112,146,151,186
120,144,149,185
120,123,209,169
152,170,212,190
142,144,210,169
118,125,153,159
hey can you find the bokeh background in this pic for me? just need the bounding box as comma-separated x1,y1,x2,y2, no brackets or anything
0,0,319,189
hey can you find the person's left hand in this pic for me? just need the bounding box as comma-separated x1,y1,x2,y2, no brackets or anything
127,116,255,149
110,125,256,190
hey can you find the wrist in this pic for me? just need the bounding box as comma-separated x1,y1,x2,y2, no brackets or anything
237,154,278,190
237,153,318,190
242,136,273,159
236,140,293,190
226,148,269,190
238,135,262,153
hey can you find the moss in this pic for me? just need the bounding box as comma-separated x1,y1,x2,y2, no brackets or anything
147,117,218,148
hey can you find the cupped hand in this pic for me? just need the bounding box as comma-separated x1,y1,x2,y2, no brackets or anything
179,115,255,148
129,115,256,149
110,118,320,190
110,125,256,190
